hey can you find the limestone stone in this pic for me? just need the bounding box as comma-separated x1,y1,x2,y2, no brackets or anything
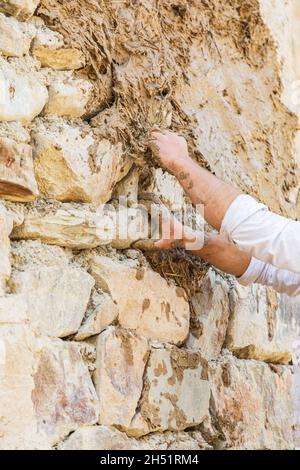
59,425,212,450
146,168,185,209
90,256,190,345
111,204,149,249
127,348,210,437
139,430,212,450
12,207,114,249
0,206,12,294
186,269,230,360
208,352,294,450
32,119,127,203
0,57,48,123
94,327,150,429
10,239,70,270
0,13,35,57
0,135,39,202
0,304,99,449
59,425,141,451
75,292,118,341
10,266,94,337
0,0,40,20
0,307,45,450
292,358,300,448
0,294,27,324
113,166,140,204
226,284,300,364
32,337,99,447
44,71,93,118
32,26,85,70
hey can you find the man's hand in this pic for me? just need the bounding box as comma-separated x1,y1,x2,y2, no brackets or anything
149,130,191,175
154,207,203,251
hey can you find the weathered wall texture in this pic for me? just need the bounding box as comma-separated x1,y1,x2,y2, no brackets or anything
0,0,300,450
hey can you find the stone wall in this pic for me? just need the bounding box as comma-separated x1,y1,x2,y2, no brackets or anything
0,0,300,450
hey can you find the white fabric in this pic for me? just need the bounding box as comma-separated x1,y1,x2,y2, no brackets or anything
238,257,300,296
221,194,300,296
221,194,300,274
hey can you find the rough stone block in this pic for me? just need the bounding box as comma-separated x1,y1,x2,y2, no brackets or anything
0,309,44,450
111,205,149,249
0,57,48,123
75,292,118,341
127,347,210,437
11,206,114,249
226,283,300,364
0,13,35,57
0,206,12,294
90,256,190,345
58,425,141,450
147,168,185,208
0,128,39,201
10,266,94,337
32,26,85,70
59,425,212,450
43,71,93,118
0,0,40,20
32,119,127,203
94,327,150,429
0,294,27,324
208,352,294,449
186,269,230,360
32,337,99,447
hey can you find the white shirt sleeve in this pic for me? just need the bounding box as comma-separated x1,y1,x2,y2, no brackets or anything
220,194,300,274
237,257,300,297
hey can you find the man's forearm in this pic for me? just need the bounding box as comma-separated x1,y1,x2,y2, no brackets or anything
150,130,241,230
188,235,251,278
171,157,241,231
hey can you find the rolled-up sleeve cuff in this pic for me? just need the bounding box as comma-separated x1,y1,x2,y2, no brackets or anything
220,194,266,243
237,257,265,286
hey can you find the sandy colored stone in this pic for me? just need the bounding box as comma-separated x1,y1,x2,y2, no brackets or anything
139,430,212,450
44,71,93,118
32,337,99,447
10,239,70,270
32,119,128,203
0,294,27,324
146,168,185,209
75,292,118,341
32,26,85,70
59,425,211,450
0,308,99,449
59,425,141,450
0,307,45,450
113,166,140,204
0,0,40,20
90,256,190,345
186,269,230,360
111,204,149,249
127,347,210,437
292,353,300,449
208,352,294,450
226,284,300,364
0,206,12,295
0,57,48,123
0,13,35,57
0,136,39,202
12,207,113,249
94,327,149,429
10,266,94,337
